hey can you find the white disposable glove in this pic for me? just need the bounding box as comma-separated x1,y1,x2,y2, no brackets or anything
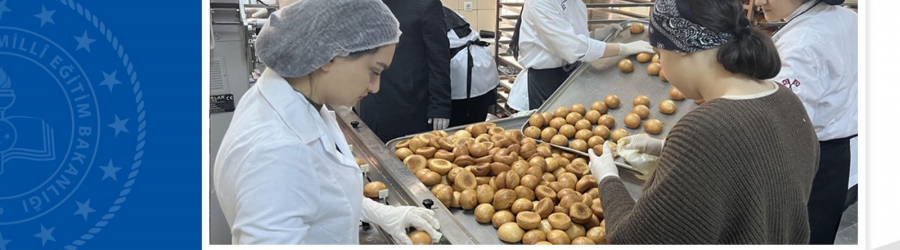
592,24,623,41
428,118,450,130
618,40,654,56
361,199,441,244
588,142,619,182
618,135,665,156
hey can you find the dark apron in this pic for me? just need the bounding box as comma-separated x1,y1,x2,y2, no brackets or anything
807,134,856,244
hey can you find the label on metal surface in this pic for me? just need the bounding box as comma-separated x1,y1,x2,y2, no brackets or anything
378,189,389,199
210,94,235,114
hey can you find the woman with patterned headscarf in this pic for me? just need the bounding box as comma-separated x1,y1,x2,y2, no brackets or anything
587,0,819,244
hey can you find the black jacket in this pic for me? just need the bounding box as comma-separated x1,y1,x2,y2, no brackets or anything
360,0,451,142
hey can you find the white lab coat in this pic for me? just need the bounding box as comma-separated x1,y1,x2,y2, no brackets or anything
215,69,383,244
508,0,608,111
448,22,499,100
771,1,858,188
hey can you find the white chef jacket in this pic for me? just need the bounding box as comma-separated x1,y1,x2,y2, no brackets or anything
448,20,499,100
215,69,379,244
508,0,608,112
771,1,858,187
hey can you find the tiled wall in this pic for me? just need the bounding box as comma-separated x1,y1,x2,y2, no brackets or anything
440,0,498,32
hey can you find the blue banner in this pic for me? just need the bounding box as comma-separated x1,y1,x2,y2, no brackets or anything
0,0,201,249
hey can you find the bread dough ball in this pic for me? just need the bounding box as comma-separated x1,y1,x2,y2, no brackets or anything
498,222,526,243
575,129,594,141
647,62,661,76
549,117,567,130
659,100,677,114
575,119,592,131
644,119,663,135
363,181,387,198
592,125,611,139
611,128,629,142
618,59,634,73
584,110,602,124
633,95,651,107
409,230,432,245
570,139,588,152
547,230,571,245
559,124,576,139
624,113,641,129
587,136,605,148
604,95,620,109
522,230,547,245
566,112,583,125
695,99,706,105
632,105,650,119
570,103,587,116
475,204,496,223
541,127,558,142
590,101,608,114
493,210,516,228
660,69,668,82
636,52,652,63
551,134,569,147
541,112,554,126
554,107,570,118
529,113,545,127
652,54,660,64
396,148,414,160
630,23,645,33
669,87,685,100
525,126,542,139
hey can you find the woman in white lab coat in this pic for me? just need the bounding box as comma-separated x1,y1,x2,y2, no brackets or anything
214,0,440,244
756,0,857,244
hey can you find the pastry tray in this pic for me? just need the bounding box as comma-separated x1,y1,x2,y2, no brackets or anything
524,19,700,174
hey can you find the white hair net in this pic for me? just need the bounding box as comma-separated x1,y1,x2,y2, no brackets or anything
255,0,401,78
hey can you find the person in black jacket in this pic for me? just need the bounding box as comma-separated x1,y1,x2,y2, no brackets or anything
360,0,451,142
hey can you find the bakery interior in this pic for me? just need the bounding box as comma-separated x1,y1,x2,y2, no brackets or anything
208,0,858,245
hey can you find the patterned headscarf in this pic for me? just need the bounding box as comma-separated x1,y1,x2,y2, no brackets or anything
649,0,748,53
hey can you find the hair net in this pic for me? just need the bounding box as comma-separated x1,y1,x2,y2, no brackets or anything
255,0,402,78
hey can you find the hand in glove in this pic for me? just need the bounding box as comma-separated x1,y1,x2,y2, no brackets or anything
428,118,450,130
361,199,441,244
618,40,654,56
592,24,623,40
618,135,665,156
588,142,619,182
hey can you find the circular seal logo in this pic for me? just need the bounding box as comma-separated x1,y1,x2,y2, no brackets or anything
0,0,145,249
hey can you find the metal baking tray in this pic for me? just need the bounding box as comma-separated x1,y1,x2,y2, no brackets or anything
527,19,700,174
385,116,529,245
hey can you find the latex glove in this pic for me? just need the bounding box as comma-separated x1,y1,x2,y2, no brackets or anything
618,135,665,156
618,40,654,56
428,118,450,130
588,142,619,182
592,24,624,40
361,199,441,244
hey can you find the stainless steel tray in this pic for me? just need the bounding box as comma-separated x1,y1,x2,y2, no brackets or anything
529,19,699,174
384,116,529,245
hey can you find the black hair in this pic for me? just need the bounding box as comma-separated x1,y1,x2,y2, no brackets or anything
346,47,380,59
688,0,781,79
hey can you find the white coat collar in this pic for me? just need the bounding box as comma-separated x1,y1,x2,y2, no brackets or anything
257,69,326,143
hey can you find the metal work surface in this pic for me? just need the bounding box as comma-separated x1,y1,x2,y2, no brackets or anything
533,20,699,166
385,117,530,245
334,107,484,245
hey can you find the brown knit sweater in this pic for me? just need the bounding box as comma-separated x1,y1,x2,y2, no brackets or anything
600,84,820,244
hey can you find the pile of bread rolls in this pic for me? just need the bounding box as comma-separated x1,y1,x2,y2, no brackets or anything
393,123,608,245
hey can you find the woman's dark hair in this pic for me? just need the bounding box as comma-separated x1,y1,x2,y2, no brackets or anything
346,47,380,59
689,0,781,79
